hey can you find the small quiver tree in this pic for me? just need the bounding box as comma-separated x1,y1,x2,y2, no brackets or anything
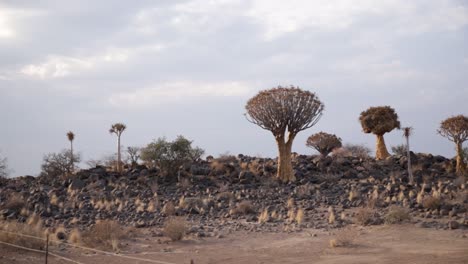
245,86,324,182
359,106,400,160
438,115,468,176
109,123,126,173
306,132,342,157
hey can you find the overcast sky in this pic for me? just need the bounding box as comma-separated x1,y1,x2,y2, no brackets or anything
1,0,467,176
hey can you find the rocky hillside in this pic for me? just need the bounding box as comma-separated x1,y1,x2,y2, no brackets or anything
0,153,467,236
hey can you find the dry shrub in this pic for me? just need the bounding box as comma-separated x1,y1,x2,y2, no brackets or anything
332,144,370,159
423,196,441,210
231,201,255,215
355,207,375,226
162,201,176,216
0,216,46,250
82,220,126,251
329,227,359,248
217,191,235,202
163,217,187,241
1,194,25,212
68,228,82,244
384,206,411,224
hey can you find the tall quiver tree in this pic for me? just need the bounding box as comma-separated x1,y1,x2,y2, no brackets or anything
66,131,75,173
246,86,324,182
438,115,468,176
402,127,414,184
109,123,126,173
359,106,400,160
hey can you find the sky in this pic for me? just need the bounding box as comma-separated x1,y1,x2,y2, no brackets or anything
0,0,467,176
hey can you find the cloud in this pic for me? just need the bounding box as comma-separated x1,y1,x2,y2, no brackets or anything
0,6,46,39
0,10,15,38
19,45,164,79
246,0,468,40
108,81,252,108
20,55,93,79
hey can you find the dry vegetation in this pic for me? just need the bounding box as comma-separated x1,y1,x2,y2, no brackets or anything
163,217,187,241
231,201,255,215
384,206,411,224
329,227,359,248
0,215,45,250
355,207,376,226
82,220,127,251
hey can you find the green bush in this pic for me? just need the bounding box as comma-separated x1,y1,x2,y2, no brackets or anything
141,136,204,178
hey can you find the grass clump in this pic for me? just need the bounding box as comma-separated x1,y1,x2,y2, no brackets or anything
82,220,126,251
231,201,255,215
384,206,411,224
355,207,375,226
163,217,187,241
0,215,45,250
422,196,441,210
329,227,359,248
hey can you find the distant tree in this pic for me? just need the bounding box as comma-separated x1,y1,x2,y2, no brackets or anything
41,149,81,177
109,123,126,173
140,136,204,179
438,115,468,176
359,106,400,160
391,144,407,156
66,131,76,173
402,127,414,184
0,152,9,178
127,146,141,167
306,132,342,157
245,86,324,182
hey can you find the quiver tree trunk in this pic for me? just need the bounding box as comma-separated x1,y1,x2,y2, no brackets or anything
70,141,74,173
455,142,466,176
406,136,413,184
117,136,122,173
375,134,390,160
276,136,295,182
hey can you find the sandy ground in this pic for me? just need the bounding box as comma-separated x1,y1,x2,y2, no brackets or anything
1,225,467,264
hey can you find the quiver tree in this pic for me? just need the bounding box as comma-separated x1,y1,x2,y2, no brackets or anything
245,86,324,182
306,132,342,157
359,106,400,160
438,115,468,176
402,127,414,184
109,123,126,173
66,131,75,173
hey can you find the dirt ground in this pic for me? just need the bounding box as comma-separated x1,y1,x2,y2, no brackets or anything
1,225,467,264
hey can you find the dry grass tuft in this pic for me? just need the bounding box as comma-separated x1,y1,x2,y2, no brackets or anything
0,216,46,250
162,201,176,216
422,196,441,210
355,207,375,226
163,217,187,241
384,206,411,224
258,208,269,224
1,194,25,212
329,227,359,248
68,228,82,244
328,207,336,224
295,208,305,225
82,220,126,251
231,201,255,215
